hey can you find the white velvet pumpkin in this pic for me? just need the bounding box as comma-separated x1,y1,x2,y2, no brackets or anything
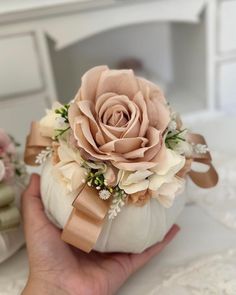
41,160,186,253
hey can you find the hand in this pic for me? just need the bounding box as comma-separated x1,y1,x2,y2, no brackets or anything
21,174,180,295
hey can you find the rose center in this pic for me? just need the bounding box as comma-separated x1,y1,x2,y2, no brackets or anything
103,105,130,128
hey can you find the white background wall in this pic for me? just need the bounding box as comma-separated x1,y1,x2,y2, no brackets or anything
49,22,173,102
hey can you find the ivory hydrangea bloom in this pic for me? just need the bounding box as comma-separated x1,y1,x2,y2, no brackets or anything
53,140,87,192
149,148,185,191
118,148,185,200
118,170,153,194
152,177,185,208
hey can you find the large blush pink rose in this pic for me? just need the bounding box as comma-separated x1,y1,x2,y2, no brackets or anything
68,66,170,171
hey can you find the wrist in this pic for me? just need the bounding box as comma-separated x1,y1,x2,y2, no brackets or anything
22,277,68,295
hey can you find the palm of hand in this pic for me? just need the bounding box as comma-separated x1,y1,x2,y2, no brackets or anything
22,175,179,295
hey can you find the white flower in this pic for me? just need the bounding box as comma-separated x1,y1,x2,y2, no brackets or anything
99,189,111,200
149,149,185,191
0,159,6,181
39,102,68,138
175,140,193,157
118,169,153,195
53,140,87,192
193,143,209,154
152,177,185,208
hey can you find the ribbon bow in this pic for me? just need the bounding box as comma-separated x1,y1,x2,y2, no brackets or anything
24,122,218,252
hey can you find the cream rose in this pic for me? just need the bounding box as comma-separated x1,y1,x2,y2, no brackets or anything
68,66,170,171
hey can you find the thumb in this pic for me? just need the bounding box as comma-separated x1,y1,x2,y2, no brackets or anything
21,174,49,238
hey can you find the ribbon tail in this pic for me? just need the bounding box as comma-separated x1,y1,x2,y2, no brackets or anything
187,132,219,188
61,185,109,253
61,208,104,253
188,163,218,188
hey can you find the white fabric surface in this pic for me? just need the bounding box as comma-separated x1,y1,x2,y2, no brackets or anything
0,204,235,295
41,159,186,253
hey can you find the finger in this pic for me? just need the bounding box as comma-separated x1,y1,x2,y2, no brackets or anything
21,174,49,237
130,224,180,271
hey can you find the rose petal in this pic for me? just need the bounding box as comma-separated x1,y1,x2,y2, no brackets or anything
78,100,106,145
133,91,149,137
68,102,81,127
76,65,108,102
99,137,148,153
137,77,166,103
113,160,157,171
73,117,110,160
96,69,139,98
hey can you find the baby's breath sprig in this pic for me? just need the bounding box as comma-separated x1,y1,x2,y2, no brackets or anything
81,162,127,219
55,104,70,123
35,147,53,165
192,143,209,154
108,187,127,220
85,170,113,193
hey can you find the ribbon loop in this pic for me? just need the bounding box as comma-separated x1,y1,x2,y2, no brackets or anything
24,122,52,166
187,133,218,188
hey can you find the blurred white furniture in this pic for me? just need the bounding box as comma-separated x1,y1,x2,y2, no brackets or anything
0,23,56,146
0,0,236,146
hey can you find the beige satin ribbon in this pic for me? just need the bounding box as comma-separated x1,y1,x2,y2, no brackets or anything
24,121,52,166
61,185,110,252
24,123,218,252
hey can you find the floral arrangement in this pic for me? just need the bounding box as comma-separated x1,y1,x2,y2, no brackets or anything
25,66,218,252
0,129,27,232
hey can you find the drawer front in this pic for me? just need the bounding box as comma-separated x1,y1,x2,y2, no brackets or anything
0,95,47,148
0,34,43,98
218,60,236,110
218,0,236,53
